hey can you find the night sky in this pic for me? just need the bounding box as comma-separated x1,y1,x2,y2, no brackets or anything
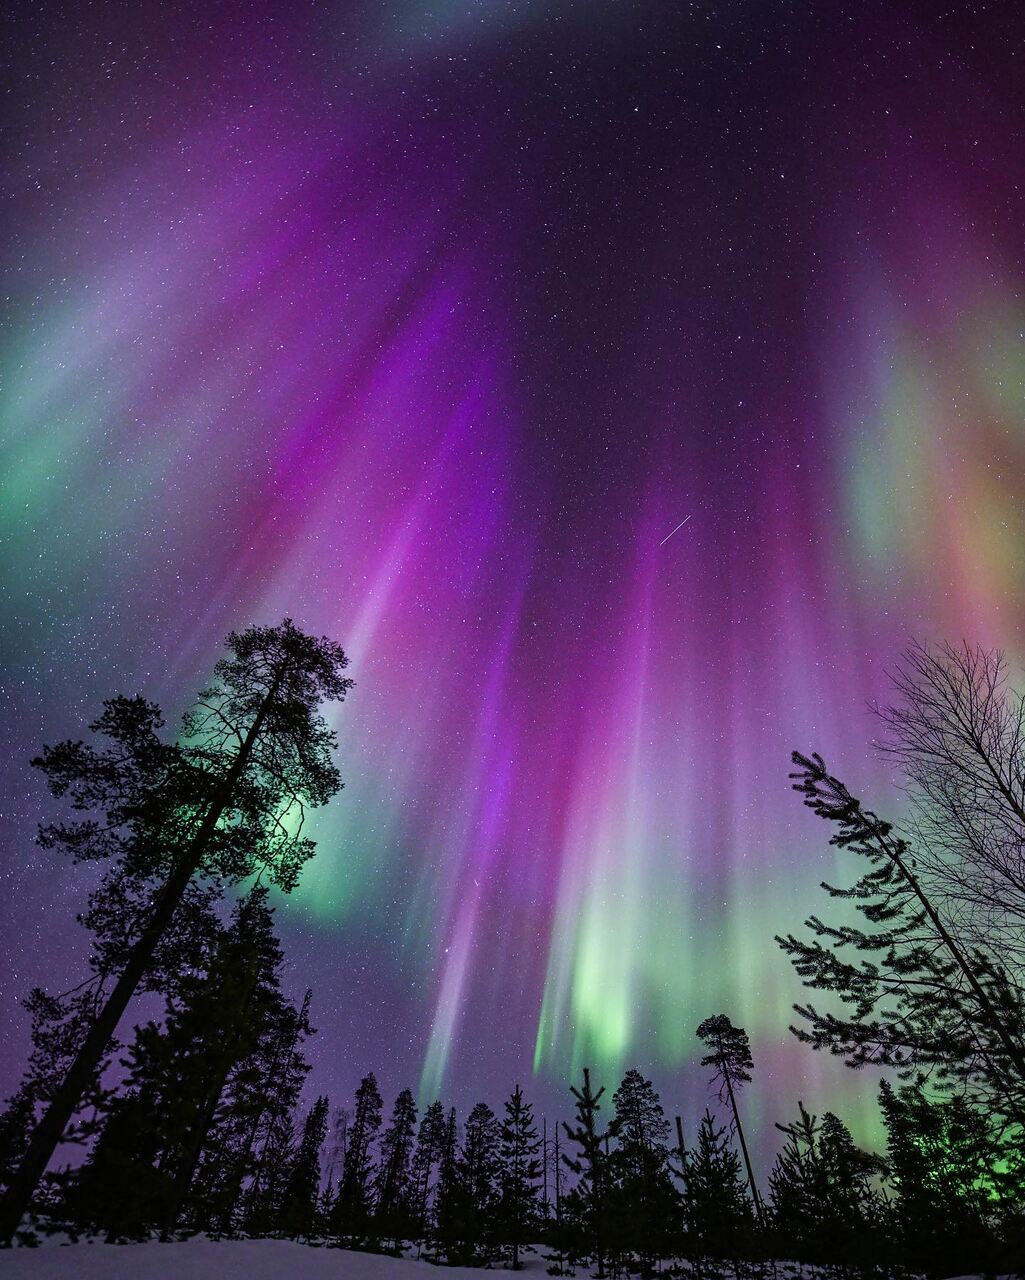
3,1,1025,1168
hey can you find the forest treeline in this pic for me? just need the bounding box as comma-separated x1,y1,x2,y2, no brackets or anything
0,621,1023,1276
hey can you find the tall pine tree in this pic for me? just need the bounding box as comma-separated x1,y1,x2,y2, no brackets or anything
695,1015,763,1223
458,1102,500,1263
0,619,352,1242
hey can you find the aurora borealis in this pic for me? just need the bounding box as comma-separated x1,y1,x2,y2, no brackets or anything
2,1,1025,1168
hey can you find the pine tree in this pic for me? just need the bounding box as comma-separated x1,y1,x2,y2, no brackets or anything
329,1073,382,1244
241,1103,296,1233
561,1068,619,1279
278,1096,329,1240
686,1110,754,1277
778,751,1025,1125
495,1085,542,1269
607,1069,677,1273
0,619,353,1242
695,1015,763,1223
373,1088,418,1248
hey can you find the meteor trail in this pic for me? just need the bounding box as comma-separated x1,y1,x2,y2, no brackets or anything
659,514,692,546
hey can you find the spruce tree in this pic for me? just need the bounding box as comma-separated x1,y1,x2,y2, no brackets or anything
768,1101,831,1263
158,890,294,1236
278,1096,329,1240
68,892,310,1239
227,989,314,1235
65,1089,167,1241
495,1085,542,1269
373,1088,418,1248
817,1110,885,1268
608,1069,677,1273
432,1107,463,1262
686,1110,754,1278
409,1100,445,1249
0,619,352,1242
561,1068,619,1279
459,1101,500,1262
242,1103,296,1233
329,1073,382,1244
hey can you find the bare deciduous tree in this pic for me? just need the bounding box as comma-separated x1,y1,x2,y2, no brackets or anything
875,641,1025,974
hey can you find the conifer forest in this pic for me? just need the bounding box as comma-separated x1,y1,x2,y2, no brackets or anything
4,4,1025,1278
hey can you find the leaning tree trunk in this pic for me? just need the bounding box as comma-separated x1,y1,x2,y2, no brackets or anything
723,1072,763,1226
0,668,285,1245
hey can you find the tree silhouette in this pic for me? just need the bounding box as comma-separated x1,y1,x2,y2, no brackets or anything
278,1095,329,1240
561,1068,618,1278
779,750,1025,1123
373,1088,418,1248
330,1073,382,1243
0,619,352,1243
607,1069,677,1273
685,1109,754,1278
768,1100,885,1266
876,642,1025,968
495,1085,542,1269
459,1102,500,1262
409,1100,445,1251
695,1015,763,1223
432,1107,463,1262
231,989,313,1235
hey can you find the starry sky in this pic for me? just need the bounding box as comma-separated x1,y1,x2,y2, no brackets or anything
2,1,1025,1168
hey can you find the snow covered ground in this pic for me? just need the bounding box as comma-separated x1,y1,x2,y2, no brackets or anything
0,1240,1003,1280
0,1240,551,1280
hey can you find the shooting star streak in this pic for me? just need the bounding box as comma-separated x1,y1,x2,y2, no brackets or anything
659,514,692,546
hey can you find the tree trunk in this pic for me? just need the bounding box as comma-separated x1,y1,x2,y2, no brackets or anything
0,668,285,1244
723,1072,762,1226
882,828,1025,1084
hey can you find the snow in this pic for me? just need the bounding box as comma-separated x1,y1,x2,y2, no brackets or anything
0,1241,1002,1280
0,1240,552,1280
